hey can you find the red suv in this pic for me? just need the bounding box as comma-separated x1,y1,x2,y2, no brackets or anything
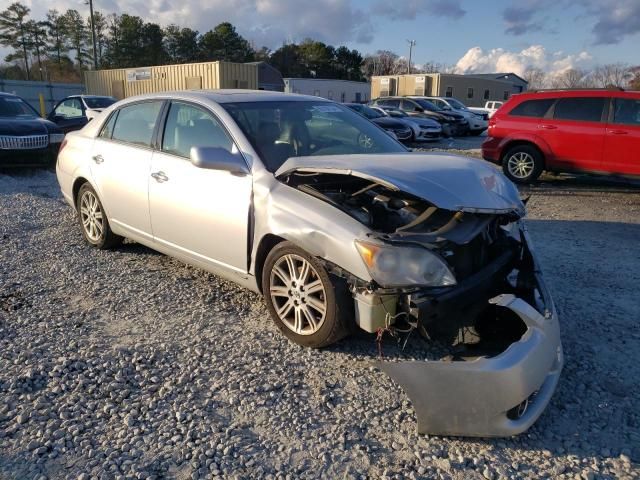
482,89,640,183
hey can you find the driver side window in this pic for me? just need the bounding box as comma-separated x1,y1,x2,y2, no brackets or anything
162,102,234,158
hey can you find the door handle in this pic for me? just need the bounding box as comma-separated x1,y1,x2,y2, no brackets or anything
539,124,557,130
92,154,104,164
609,129,628,135
151,171,169,183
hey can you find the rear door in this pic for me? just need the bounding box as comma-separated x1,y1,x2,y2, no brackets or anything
537,96,606,172
604,97,640,175
90,100,164,240
149,101,252,272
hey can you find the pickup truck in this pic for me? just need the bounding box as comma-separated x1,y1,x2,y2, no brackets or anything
468,101,504,118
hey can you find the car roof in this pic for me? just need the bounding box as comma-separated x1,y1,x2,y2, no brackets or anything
116,89,330,104
512,89,639,100
0,92,18,97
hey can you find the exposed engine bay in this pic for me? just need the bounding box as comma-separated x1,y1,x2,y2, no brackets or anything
282,171,542,353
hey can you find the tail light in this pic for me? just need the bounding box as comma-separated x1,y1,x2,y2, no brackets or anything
58,138,68,154
488,117,497,130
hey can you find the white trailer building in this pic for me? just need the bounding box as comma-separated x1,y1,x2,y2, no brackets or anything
283,78,371,103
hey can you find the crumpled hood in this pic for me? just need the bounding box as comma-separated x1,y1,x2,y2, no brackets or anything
275,153,525,215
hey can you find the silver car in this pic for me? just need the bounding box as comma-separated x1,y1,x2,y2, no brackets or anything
56,90,562,437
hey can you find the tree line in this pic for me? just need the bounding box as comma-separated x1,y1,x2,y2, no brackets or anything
0,1,365,82
1,1,639,90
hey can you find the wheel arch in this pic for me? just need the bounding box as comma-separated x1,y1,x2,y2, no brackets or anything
253,234,287,294
72,177,91,207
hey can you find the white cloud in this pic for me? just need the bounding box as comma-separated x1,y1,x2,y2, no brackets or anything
454,45,593,77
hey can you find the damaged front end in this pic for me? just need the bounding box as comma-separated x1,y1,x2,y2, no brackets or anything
276,154,563,437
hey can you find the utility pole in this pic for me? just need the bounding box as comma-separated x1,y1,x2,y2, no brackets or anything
407,40,416,75
87,0,98,69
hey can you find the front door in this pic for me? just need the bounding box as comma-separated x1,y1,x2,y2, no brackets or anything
50,97,88,133
604,97,640,175
149,101,252,273
90,100,164,240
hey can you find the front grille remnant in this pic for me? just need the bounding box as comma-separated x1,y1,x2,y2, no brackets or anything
0,135,49,150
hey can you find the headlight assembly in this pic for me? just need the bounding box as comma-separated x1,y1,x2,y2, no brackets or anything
49,133,65,143
355,240,457,288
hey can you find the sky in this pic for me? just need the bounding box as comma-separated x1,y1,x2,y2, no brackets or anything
5,0,640,76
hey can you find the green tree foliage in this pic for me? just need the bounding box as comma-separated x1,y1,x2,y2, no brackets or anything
45,10,69,66
0,2,32,79
271,41,364,81
63,9,89,70
199,22,254,62
26,20,47,80
164,25,199,64
0,0,367,83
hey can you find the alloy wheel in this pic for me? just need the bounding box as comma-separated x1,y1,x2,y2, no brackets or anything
269,254,327,335
79,190,104,242
507,151,535,179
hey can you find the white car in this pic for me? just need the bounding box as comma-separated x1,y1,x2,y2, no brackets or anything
370,106,442,141
48,95,118,133
55,90,563,438
468,101,504,118
423,97,488,135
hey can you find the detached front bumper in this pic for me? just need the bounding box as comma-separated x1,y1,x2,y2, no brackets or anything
377,286,562,437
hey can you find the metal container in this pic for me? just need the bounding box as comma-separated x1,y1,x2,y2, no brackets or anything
84,61,258,99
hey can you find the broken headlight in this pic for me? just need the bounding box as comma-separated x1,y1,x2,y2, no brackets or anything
355,240,457,288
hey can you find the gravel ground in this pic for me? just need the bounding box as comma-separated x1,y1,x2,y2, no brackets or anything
1,166,639,480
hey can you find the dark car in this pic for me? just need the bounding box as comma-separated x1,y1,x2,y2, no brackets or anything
48,95,117,133
0,92,65,167
344,103,413,142
371,97,469,136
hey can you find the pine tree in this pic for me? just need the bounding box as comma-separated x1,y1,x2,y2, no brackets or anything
0,2,32,79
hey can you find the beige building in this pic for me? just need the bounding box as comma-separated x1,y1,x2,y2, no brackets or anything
84,61,258,99
371,73,528,107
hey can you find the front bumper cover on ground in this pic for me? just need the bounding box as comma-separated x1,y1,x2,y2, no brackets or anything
376,281,563,437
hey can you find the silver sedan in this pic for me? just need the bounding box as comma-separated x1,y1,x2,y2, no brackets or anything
56,90,562,437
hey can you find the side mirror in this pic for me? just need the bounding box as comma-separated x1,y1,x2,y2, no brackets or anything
190,146,249,175
49,114,64,122
442,105,451,110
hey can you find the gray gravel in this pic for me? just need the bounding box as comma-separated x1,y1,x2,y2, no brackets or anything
1,168,639,480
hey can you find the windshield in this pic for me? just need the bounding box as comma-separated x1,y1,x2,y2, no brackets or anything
414,99,441,111
347,104,383,120
446,98,466,109
0,96,39,118
222,101,407,172
386,109,408,118
84,97,116,109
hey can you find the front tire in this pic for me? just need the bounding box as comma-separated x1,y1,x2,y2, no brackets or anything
76,183,123,249
262,242,352,348
502,145,544,184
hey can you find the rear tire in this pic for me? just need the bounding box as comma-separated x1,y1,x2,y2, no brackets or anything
262,241,352,348
502,145,544,184
76,183,123,249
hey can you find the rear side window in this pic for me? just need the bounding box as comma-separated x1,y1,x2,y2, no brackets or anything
553,97,605,122
380,99,400,108
111,101,163,147
162,102,233,158
612,98,640,126
509,99,554,118
99,111,118,139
